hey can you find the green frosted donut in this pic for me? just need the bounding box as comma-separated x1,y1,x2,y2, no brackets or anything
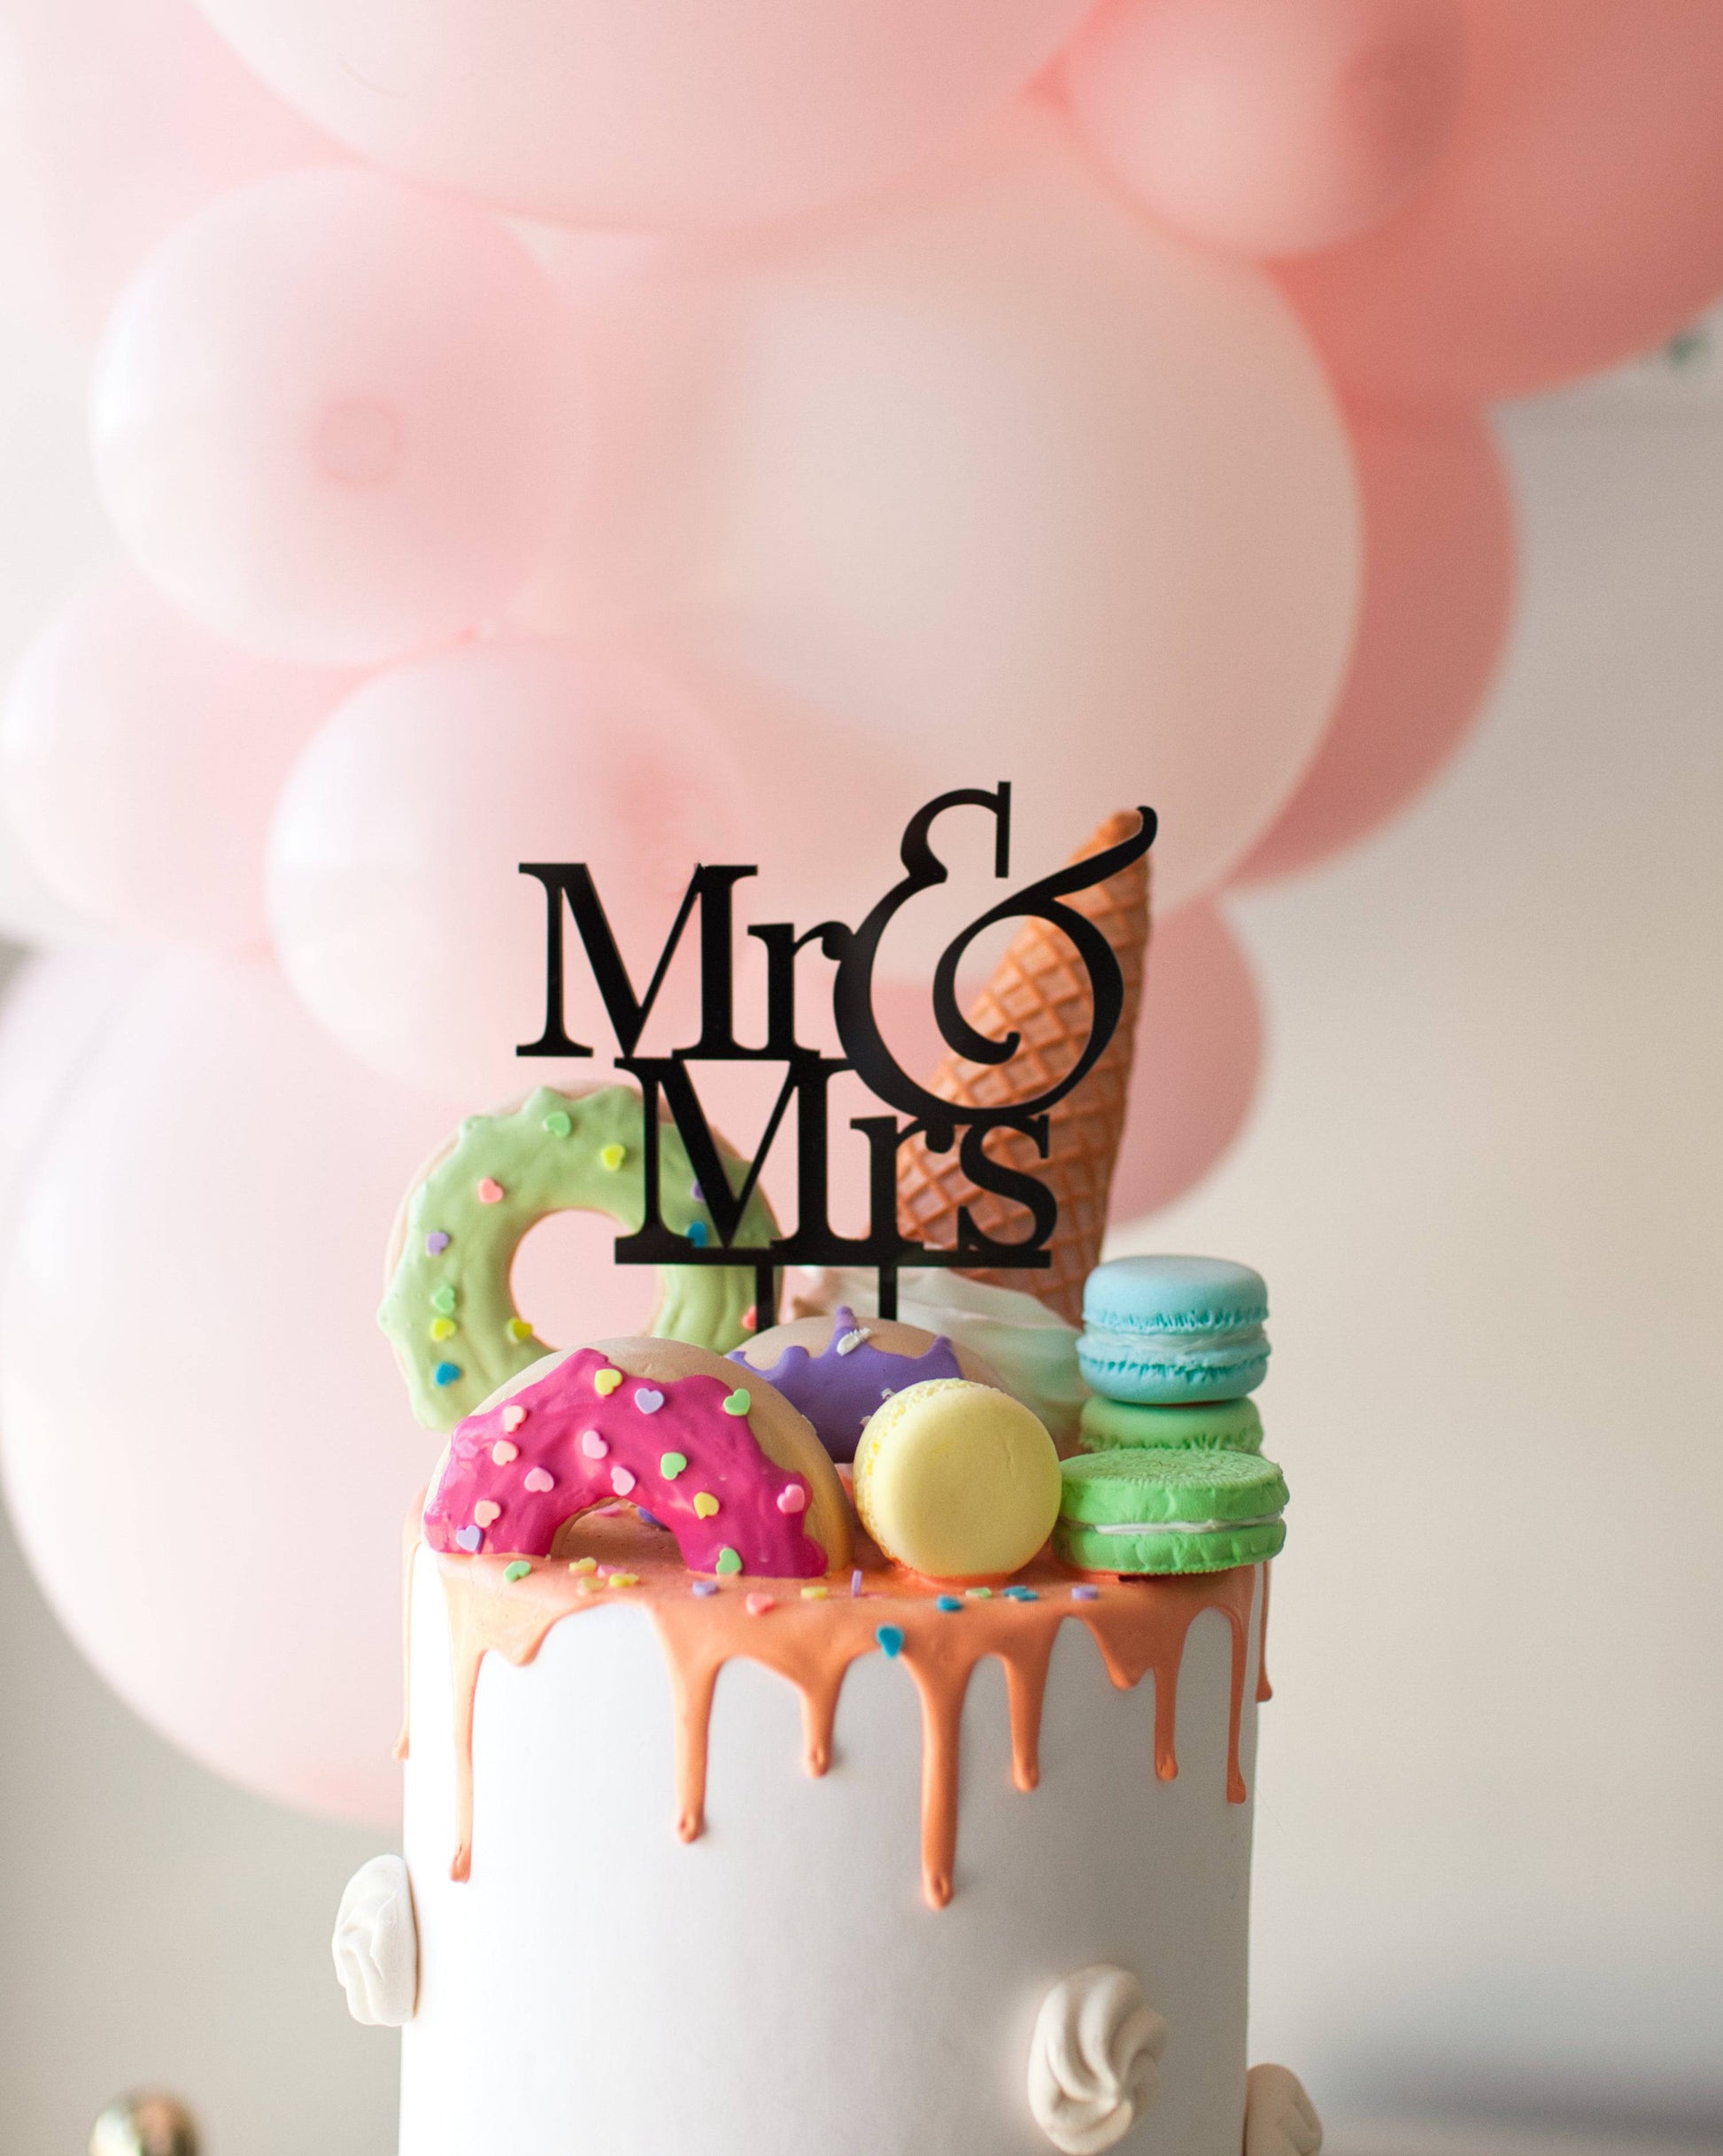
379,1085,777,1432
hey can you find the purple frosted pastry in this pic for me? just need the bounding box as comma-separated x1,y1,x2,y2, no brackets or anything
730,1305,1001,1464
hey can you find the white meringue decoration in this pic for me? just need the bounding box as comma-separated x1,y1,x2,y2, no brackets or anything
1026,1964,1168,2154
333,1853,419,2027
1244,2065,1323,2156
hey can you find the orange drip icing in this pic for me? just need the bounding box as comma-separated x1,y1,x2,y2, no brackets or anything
425,1516,1266,1905
1256,1562,1273,1704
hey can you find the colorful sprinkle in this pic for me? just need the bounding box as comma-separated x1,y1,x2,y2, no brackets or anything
506,1318,534,1342
1006,1587,1040,1603
580,1430,609,1460
500,1404,527,1433
876,1625,905,1658
575,1574,599,1595
608,1572,639,1589
745,1592,777,1617
715,1547,743,1576
429,1317,457,1342
523,1467,554,1494
473,1501,501,1528
593,1369,624,1397
692,1580,719,1597
776,1482,807,1516
433,1361,461,1387
635,1387,666,1414
850,1568,864,1597
598,1143,627,1172
424,1231,451,1256
660,1451,688,1480
936,1595,962,1613
686,1220,709,1248
491,1440,520,1466
504,1561,531,1582
429,1284,457,1315
476,1178,505,1205
568,1557,598,1574
741,1305,758,1332
1071,1585,1100,1603
692,1492,720,1518
836,1327,871,1356
454,1525,483,1553
966,1586,994,1599
721,1387,751,1417
542,1109,573,1138
800,1585,829,1600
611,1465,637,1496
690,1179,703,1202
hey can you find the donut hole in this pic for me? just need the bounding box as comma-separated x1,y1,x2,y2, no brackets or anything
508,1207,659,1350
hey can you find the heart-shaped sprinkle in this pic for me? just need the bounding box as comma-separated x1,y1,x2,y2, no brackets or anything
500,1404,527,1433
776,1483,807,1516
429,1317,457,1343
608,1572,639,1588
611,1464,637,1496
542,1109,573,1138
473,1501,501,1527
715,1547,742,1576
580,1430,608,1460
740,1304,757,1332
454,1525,483,1553
745,1592,776,1617
721,1388,750,1417
504,1561,531,1582
475,1177,505,1205
598,1143,627,1172
523,1467,554,1494
433,1360,460,1387
593,1368,623,1396
506,1318,535,1342
936,1595,962,1612
424,1231,451,1256
692,1580,719,1597
491,1441,519,1466
568,1557,597,1574
634,1387,665,1414
429,1284,457,1315
875,1625,905,1658
660,1451,688,1480
692,1492,719,1518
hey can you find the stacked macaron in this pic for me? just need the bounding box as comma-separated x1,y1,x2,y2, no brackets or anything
1058,1256,1286,1576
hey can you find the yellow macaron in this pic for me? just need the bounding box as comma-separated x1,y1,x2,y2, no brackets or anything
852,1379,1062,1583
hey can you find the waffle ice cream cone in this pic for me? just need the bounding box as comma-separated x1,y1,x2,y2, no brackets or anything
895,812,1150,1325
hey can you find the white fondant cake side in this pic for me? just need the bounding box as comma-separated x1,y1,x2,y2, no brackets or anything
399,1549,1263,2156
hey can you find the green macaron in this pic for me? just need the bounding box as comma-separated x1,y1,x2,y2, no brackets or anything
1077,1394,1263,1455
1055,1447,1287,1576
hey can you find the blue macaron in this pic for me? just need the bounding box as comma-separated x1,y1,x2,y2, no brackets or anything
1078,1256,1269,1405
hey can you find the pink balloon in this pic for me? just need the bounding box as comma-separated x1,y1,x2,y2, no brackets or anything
191,0,1094,229
1110,901,1262,1224
90,169,566,667
0,945,134,1250
0,951,468,1824
266,639,756,1100
0,0,340,342
1,568,355,948
1279,0,1723,402
1064,0,1463,259
1233,405,1513,885
519,110,1362,930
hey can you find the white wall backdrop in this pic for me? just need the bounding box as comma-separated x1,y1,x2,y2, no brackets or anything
0,303,1719,2153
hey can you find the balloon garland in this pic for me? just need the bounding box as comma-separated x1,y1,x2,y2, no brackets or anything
1,0,1719,1819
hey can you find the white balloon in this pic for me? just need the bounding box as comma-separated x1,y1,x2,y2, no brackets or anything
517,109,1362,918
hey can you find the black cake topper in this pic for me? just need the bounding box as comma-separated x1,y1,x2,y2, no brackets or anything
519,784,1155,1327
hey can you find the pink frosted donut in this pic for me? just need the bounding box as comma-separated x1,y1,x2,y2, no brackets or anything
424,1338,853,1580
